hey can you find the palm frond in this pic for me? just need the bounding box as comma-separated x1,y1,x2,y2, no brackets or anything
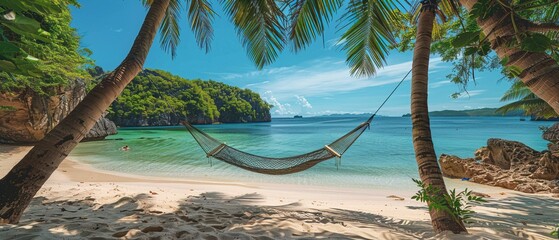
338,0,398,77
186,0,216,52
159,0,181,58
222,0,286,69
496,98,554,116
438,0,461,20
498,79,558,117
140,0,155,7
285,0,342,52
499,80,534,102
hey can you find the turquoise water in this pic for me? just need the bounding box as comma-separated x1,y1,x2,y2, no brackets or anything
70,117,554,190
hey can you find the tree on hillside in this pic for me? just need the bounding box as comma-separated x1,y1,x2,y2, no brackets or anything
0,0,90,92
0,0,295,224
0,1,51,77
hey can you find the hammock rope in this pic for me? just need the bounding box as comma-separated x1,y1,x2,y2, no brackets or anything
181,69,412,175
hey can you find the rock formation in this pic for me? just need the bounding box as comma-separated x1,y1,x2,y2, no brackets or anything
82,113,118,142
440,135,559,194
0,79,117,144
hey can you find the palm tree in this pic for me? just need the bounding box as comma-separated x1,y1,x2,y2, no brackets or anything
497,80,558,119
458,0,559,115
0,0,172,223
0,0,288,223
283,0,466,232
409,0,467,233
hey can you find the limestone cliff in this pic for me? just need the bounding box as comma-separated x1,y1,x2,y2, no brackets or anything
0,79,117,144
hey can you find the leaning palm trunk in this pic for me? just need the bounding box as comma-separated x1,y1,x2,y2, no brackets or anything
411,1,467,233
460,0,559,115
0,0,171,224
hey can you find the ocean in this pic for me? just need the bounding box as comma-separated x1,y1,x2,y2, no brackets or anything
70,116,554,190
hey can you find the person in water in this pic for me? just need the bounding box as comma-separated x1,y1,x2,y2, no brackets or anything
121,145,130,151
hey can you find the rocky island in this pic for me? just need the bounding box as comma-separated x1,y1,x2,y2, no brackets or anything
0,68,271,144
440,123,559,195
107,69,271,126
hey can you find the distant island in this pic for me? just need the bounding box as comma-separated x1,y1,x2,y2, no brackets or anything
103,69,272,126
317,113,375,118
401,108,524,117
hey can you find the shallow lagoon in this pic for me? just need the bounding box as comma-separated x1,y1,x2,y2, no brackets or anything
71,116,554,190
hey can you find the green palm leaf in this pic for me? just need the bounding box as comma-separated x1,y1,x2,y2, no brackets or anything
222,0,286,69
284,0,342,52
186,0,216,52
497,98,554,117
498,80,558,118
499,80,533,102
338,0,398,77
159,0,182,58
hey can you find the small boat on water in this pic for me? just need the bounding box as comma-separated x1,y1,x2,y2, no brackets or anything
520,118,526,121
294,115,303,119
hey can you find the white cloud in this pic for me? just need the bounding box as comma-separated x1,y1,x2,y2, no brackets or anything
111,28,123,33
252,57,442,98
453,90,486,99
262,91,295,115
244,81,269,88
430,80,452,89
210,66,296,80
296,95,312,109
210,57,446,100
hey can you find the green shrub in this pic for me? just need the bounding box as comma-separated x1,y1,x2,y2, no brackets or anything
411,178,486,224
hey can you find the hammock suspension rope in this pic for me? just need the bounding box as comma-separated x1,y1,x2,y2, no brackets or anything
178,70,412,175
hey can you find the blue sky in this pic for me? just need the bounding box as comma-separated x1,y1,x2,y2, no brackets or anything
71,0,512,117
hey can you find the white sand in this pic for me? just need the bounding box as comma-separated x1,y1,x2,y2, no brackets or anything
0,145,557,239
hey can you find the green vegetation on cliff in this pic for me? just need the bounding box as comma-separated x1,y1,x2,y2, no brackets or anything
107,69,271,126
0,0,91,94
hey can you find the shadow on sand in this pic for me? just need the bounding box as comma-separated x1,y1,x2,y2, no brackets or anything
0,189,556,239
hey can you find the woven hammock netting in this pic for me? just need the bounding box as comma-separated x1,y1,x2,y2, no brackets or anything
184,117,373,175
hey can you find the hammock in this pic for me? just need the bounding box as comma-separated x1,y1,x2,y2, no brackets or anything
183,115,373,175
181,70,411,175
139,67,407,175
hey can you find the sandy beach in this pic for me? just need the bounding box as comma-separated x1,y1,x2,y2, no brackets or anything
0,145,557,239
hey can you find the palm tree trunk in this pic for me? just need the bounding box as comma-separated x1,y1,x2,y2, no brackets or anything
0,0,171,224
411,0,467,233
460,0,559,115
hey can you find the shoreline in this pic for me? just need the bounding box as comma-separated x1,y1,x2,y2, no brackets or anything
1,145,557,239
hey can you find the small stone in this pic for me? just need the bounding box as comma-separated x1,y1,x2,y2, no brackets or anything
142,225,164,233
386,195,405,201
470,191,490,198
112,230,129,237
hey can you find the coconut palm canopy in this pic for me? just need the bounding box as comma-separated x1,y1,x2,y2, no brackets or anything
2,0,559,233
